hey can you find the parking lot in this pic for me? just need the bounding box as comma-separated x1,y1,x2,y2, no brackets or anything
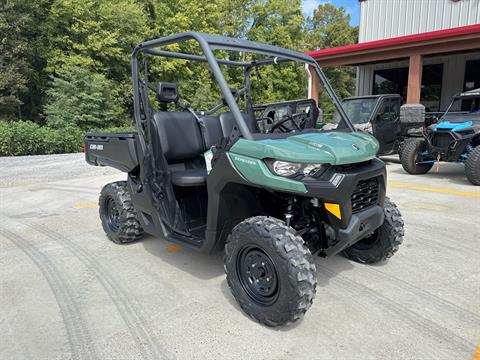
0,153,479,360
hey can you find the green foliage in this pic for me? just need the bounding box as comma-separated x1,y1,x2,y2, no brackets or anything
1,0,358,155
0,120,134,156
46,0,150,79
44,66,128,130
247,0,308,104
0,0,51,121
0,121,80,156
306,3,359,113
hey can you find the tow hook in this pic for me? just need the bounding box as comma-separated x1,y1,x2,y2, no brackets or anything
285,213,293,227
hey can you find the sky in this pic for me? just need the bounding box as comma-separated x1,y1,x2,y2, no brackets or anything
301,0,360,26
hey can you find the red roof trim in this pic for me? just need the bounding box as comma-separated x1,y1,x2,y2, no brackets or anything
306,24,480,59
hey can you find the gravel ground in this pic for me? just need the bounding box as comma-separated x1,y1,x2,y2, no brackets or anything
0,153,479,360
0,153,118,187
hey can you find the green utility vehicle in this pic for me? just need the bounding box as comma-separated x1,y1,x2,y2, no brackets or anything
85,32,404,326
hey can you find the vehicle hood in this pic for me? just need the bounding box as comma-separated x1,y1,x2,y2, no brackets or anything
229,131,379,165
441,112,480,123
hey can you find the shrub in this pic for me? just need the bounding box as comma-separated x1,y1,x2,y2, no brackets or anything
0,121,43,156
0,121,135,156
36,126,84,154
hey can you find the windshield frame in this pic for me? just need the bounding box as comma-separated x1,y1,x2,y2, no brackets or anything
131,32,356,151
333,97,380,125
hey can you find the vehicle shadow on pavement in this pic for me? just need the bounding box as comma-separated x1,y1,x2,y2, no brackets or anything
389,164,472,186
141,234,382,330
141,236,225,280
313,255,355,288
380,156,401,164
219,254,367,331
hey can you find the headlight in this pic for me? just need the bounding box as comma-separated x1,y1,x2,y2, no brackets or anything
269,160,327,177
272,161,302,176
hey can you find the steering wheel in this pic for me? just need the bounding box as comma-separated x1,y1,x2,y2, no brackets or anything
269,113,306,133
256,117,276,133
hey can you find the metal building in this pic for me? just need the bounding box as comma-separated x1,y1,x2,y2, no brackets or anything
307,0,480,112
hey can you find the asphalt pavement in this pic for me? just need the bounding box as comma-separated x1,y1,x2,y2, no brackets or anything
0,153,479,360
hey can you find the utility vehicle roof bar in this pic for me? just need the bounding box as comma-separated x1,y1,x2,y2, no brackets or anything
144,49,252,67
132,32,255,140
131,31,355,145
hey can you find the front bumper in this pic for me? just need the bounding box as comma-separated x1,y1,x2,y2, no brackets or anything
299,158,387,256
425,131,474,161
302,157,386,229
324,205,384,256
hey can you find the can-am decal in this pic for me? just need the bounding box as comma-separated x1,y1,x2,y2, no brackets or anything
89,144,104,150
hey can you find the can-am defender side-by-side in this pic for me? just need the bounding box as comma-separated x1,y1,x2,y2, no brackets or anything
400,89,480,185
85,32,404,326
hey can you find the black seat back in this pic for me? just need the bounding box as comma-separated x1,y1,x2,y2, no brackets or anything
152,111,228,164
218,112,258,138
152,111,204,163
200,115,224,149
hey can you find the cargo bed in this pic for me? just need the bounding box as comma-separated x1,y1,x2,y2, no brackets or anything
84,132,139,172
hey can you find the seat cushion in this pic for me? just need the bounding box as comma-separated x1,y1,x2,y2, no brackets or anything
171,169,207,187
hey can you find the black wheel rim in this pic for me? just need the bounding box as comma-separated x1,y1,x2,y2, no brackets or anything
351,229,379,250
236,245,279,306
105,197,120,233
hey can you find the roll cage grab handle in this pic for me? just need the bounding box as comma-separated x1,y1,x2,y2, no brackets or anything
131,32,355,152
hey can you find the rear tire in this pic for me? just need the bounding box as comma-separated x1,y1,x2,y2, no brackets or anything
400,139,433,174
224,216,317,327
342,197,404,264
99,181,144,244
465,145,480,185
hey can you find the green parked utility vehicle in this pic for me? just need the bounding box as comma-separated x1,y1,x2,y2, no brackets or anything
85,33,404,326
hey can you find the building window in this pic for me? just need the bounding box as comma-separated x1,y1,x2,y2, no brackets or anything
462,59,480,111
373,67,408,100
373,64,443,111
421,64,443,112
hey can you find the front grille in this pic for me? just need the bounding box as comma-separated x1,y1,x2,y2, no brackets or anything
431,132,453,148
351,178,379,213
332,160,371,173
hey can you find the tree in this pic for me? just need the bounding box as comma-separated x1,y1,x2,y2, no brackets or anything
44,66,128,130
244,0,308,104
0,0,51,121
45,0,151,113
306,3,358,113
2,0,358,124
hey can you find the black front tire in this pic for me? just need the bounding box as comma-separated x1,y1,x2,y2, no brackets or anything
99,181,144,244
342,197,404,264
400,139,434,174
224,216,317,327
465,145,480,185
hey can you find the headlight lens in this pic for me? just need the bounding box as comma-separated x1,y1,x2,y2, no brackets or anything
269,160,326,177
272,161,302,176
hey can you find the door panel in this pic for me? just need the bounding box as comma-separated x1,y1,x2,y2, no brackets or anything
372,98,401,155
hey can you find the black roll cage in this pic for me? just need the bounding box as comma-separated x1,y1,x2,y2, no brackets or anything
131,31,355,152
